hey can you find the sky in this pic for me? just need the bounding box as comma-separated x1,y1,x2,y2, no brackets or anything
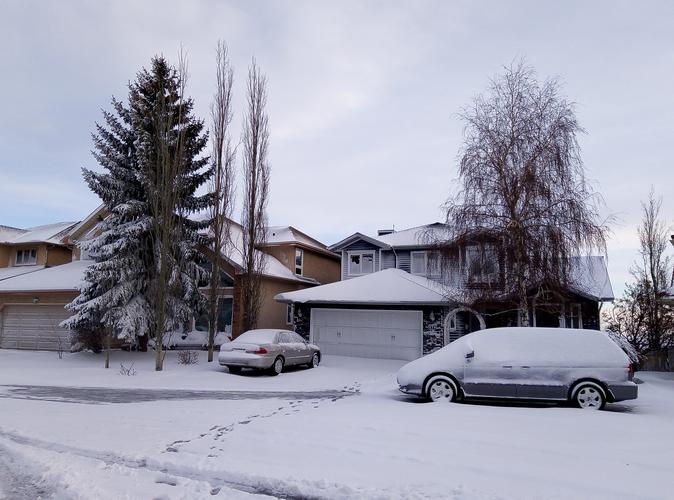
1,0,673,297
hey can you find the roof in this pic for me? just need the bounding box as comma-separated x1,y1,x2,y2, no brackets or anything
0,221,78,245
375,223,451,248
220,221,320,285
67,204,107,242
0,265,45,282
568,256,614,301
0,259,91,292
329,223,451,251
275,268,450,305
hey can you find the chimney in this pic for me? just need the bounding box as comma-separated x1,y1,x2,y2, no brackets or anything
378,229,394,236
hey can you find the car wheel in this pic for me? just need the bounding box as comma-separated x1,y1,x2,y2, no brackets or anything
307,353,320,369
227,366,242,374
269,356,284,376
573,382,606,410
426,376,457,403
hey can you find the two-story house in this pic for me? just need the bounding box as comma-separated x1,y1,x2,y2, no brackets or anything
276,223,614,361
0,205,340,350
0,221,81,350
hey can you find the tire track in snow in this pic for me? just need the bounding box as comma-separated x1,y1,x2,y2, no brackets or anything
0,442,68,500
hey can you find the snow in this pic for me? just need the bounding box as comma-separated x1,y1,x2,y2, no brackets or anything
0,265,44,281
0,259,92,292
0,349,672,499
265,226,327,252
276,267,450,304
375,222,451,247
233,329,282,344
569,255,614,301
1,221,78,245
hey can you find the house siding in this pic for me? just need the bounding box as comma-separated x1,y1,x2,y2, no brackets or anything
381,250,396,270
342,241,381,279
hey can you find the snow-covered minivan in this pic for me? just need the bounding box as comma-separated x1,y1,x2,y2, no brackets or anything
397,327,637,409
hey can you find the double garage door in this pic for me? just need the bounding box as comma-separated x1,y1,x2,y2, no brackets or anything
311,309,422,361
0,305,72,351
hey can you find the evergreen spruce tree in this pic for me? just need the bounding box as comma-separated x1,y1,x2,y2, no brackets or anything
64,57,212,358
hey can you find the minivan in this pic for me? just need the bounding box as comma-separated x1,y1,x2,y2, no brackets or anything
396,327,637,409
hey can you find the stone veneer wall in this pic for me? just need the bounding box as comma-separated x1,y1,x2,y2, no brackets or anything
422,306,447,355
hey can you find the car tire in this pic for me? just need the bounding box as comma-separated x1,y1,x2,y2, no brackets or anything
269,356,284,376
227,366,242,374
425,375,458,403
307,353,320,369
572,382,606,410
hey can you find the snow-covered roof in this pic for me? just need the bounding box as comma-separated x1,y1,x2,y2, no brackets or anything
0,265,45,282
0,221,78,245
329,223,451,251
568,256,614,301
265,226,329,252
275,268,449,305
224,223,319,285
375,223,451,248
0,260,91,292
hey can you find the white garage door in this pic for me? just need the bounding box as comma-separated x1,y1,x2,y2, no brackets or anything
311,309,422,361
0,305,72,351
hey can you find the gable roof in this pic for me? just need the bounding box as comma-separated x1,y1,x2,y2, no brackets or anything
328,223,451,251
275,268,450,305
264,226,339,259
0,221,78,245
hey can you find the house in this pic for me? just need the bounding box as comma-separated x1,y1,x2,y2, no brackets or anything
0,221,80,350
665,234,674,305
0,205,340,350
275,223,614,361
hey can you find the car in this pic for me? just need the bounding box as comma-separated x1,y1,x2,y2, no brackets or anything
218,329,321,375
397,327,638,410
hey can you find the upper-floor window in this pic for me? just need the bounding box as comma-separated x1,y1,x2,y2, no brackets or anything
15,249,37,266
349,251,374,275
411,251,441,276
295,248,304,275
464,244,499,283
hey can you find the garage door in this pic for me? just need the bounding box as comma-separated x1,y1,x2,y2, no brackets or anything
0,305,72,351
311,309,422,361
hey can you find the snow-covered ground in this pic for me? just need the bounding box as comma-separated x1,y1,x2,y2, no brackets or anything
0,349,672,499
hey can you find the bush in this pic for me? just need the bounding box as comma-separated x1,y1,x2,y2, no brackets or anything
177,350,199,365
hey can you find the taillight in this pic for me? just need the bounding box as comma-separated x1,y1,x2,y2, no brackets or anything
627,363,634,380
252,347,268,354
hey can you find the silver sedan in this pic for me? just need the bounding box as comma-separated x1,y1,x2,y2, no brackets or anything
218,329,321,375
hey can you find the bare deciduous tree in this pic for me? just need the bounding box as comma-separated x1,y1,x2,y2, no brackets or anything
240,59,270,333
207,40,236,362
442,61,610,325
632,190,674,350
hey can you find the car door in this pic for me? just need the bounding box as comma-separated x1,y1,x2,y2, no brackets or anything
462,339,518,398
291,332,313,363
277,332,296,365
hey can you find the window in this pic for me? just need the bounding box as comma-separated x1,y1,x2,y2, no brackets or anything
194,297,233,333
567,303,582,329
295,248,304,275
291,332,306,343
411,251,426,275
278,332,292,344
15,249,37,266
286,304,294,325
464,244,498,283
348,252,375,275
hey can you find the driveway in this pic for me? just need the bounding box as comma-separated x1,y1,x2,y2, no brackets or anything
0,385,356,404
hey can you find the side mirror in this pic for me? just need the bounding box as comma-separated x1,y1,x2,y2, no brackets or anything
465,350,475,359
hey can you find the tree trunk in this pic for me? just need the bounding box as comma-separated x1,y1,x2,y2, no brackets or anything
105,328,111,369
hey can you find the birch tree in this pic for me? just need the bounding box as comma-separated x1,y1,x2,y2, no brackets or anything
442,61,609,325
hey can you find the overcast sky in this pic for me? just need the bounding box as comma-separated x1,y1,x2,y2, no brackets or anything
1,1,672,296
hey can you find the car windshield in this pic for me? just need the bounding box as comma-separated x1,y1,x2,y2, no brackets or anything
235,330,278,344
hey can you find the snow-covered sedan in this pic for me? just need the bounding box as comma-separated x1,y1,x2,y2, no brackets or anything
218,329,321,375
397,327,638,409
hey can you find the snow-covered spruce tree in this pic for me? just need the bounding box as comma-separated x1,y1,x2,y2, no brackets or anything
64,56,212,370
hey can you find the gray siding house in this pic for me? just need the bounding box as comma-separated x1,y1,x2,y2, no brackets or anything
276,223,614,361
